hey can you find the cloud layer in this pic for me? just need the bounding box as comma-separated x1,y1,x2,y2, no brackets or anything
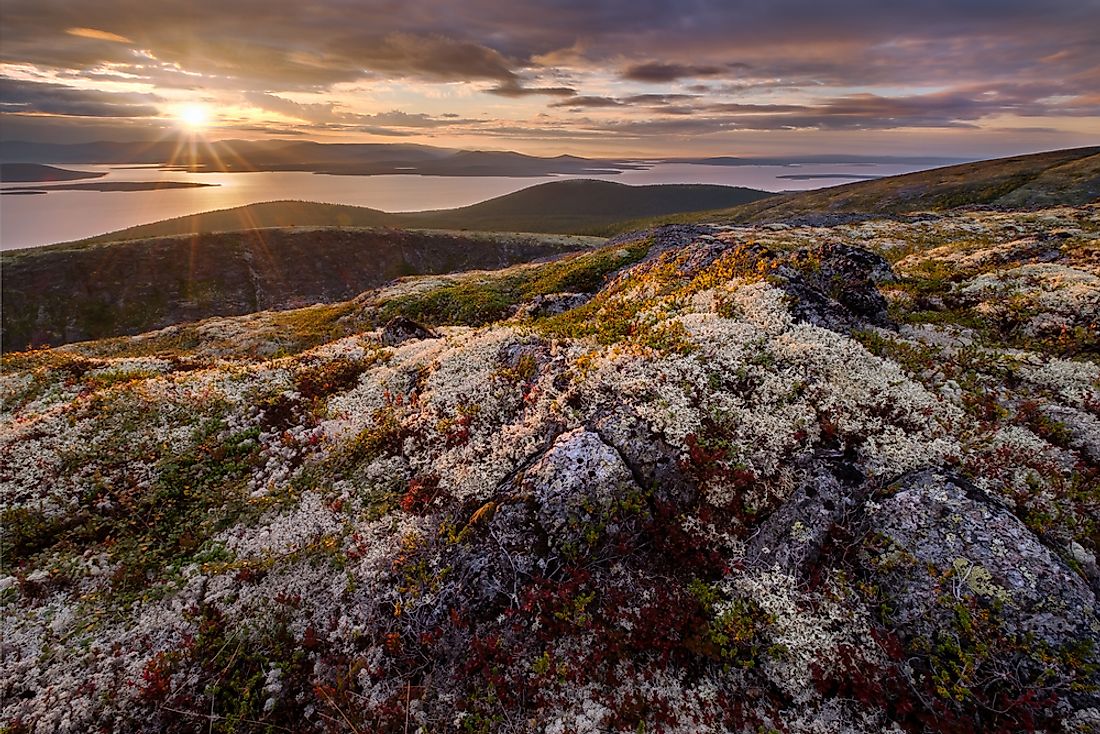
1,0,1097,153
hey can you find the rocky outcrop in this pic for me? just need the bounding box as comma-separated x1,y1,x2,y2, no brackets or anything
778,242,894,328
3,204,1098,734
379,316,437,346
862,469,1100,710
746,466,867,577
527,429,640,550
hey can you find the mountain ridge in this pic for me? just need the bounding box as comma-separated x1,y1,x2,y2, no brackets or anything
56,180,774,245
640,145,1100,227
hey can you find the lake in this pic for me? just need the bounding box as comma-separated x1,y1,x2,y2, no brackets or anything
0,161,932,250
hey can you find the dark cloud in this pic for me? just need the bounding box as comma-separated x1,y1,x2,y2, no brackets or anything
549,96,623,108
3,1,1096,92
486,80,576,97
0,0,1095,148
622,94,700,105
621,62,737,83
587,86,1087,135
0,78,161,117
551,93,704,110
330,33,519,82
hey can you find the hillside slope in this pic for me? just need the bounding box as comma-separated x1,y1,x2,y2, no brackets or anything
398,179,774,233
76,181,774,244
0,163,105,182
1,229,598,350
3,204,1098,733
644,146,1100,227
76,201,400,244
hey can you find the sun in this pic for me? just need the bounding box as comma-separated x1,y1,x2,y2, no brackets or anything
178,103,211,131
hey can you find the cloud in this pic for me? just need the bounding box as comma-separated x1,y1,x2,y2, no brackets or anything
486,80,576,97
0,78,160,117
622,94,699,105
65,27,133,44
0,0,1095,152
621,62,740,83
244,92,478,131
551,93,707,110
333,33,519,82
243,91,339,122
549,96,623,108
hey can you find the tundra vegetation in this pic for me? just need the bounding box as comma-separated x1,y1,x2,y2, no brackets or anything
2,204,1099,733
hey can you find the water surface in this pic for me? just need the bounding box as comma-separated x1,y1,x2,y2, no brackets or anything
1,162,930,250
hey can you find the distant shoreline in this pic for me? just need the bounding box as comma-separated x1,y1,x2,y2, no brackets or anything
776,173,883,181
1,181,218,195
0,162,106,183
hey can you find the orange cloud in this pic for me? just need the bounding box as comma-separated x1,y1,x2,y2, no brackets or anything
65,27,132,44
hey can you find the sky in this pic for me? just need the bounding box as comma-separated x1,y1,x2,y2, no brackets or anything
1,0,1098,158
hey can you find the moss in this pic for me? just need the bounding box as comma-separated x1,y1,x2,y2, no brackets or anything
381,277,523,325
1,507,68,564
269,301,360,346
294,352,381,402
851,329,939,377
85,368,160,388
378,238,651,327
138,605,317,733
39,418,264,606
108,422,261,594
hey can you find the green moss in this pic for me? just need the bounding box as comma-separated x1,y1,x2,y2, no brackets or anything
270,301,360,345
139,605,316,733
1,507,68,564
378,238,651,327
106,422,261,594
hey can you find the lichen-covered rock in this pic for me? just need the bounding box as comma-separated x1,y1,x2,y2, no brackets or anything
526,428,640,549
518,291,592,318
776,243,895,330
379,315,437,345
863,468,1100,710
746,465,867,577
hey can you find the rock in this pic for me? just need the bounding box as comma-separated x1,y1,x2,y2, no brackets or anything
524,428,640,550
777,243,894,329
862,468,1100,706
590,408,695,509
518,292,591,318
380,316,437,346
746,467,868,578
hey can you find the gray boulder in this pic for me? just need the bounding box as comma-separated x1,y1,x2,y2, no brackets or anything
862,468,1100,707
524,428,640,551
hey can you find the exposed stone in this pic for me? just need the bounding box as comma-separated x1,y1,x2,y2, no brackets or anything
862,468,1100,705
525,428,640,549
517,292,591,318
380,316,437,346
777,243,894,329
746,466,868,577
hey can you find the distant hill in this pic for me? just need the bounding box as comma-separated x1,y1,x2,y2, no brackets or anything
2,228,598,350
399,180,774,233
0,163,105,182
76,181,775,244
643,146,1100,227
76,201,401,244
